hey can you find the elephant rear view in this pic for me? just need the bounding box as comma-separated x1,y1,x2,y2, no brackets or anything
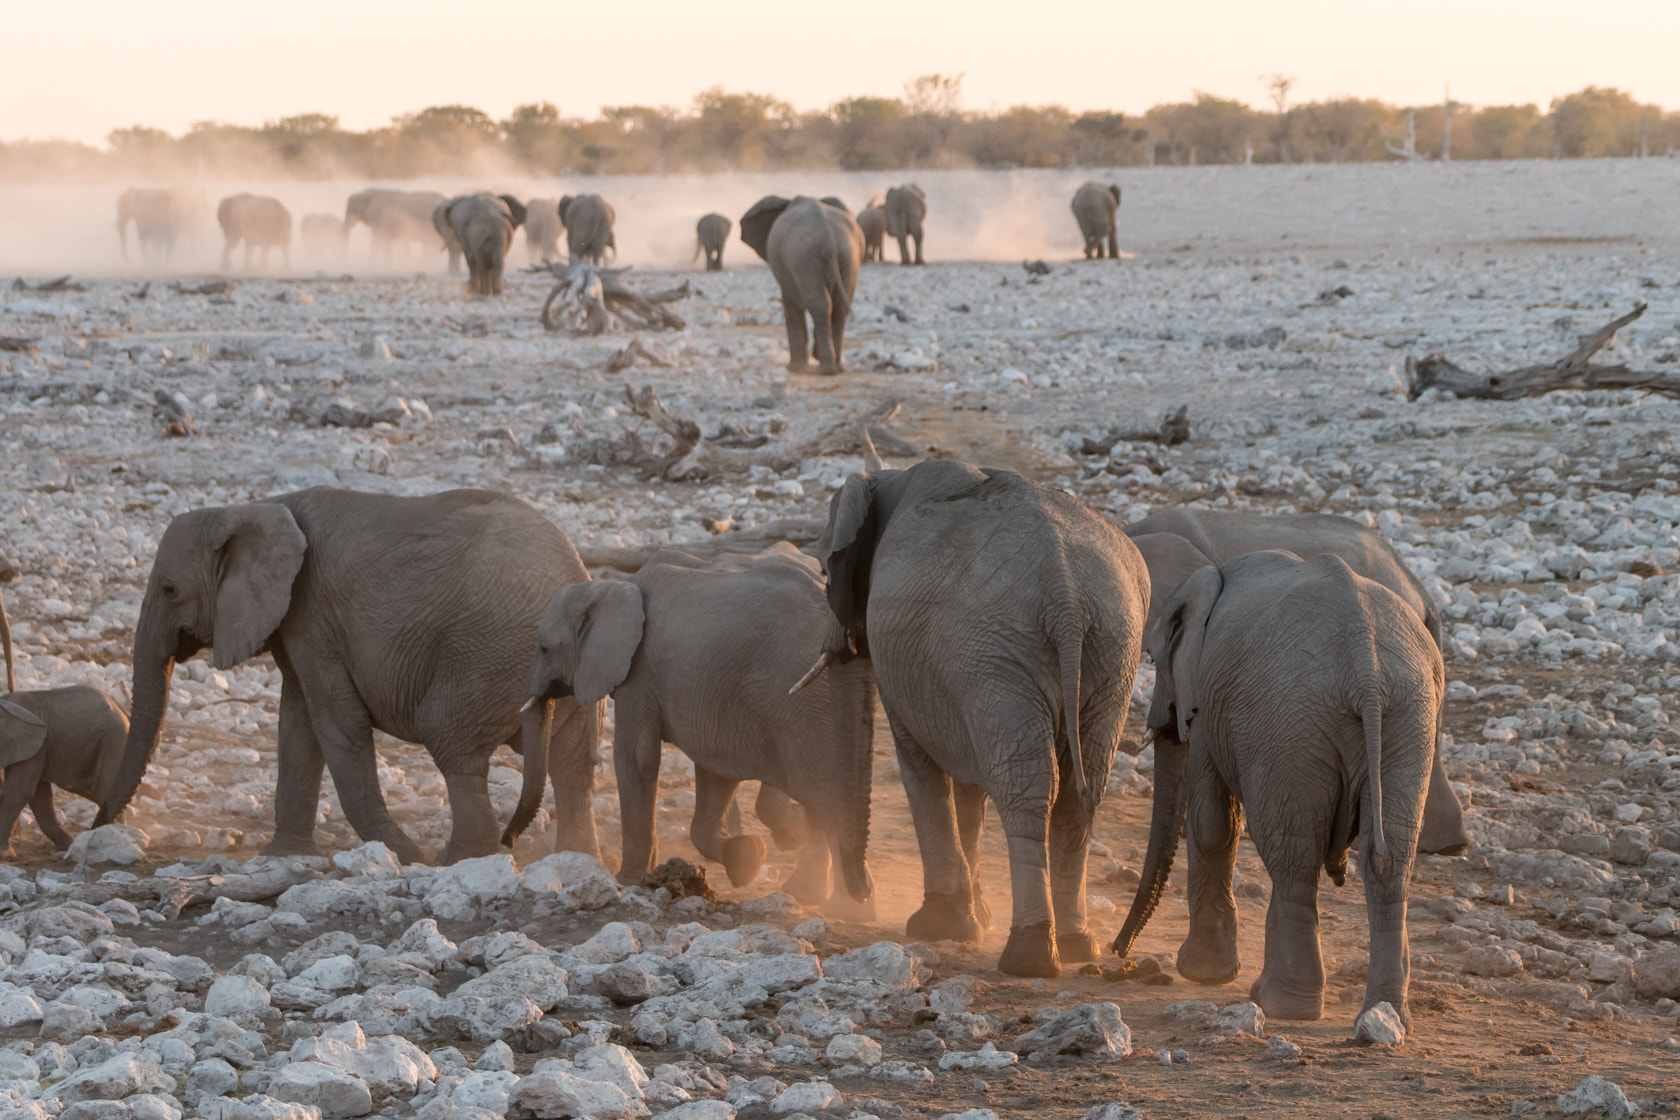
218,193,292,271
344,188,459,272
883,184,927,265
857,206,886,263
558,194,616,264
739,196,863,375
437,193,527,296
524,198,563,264
1071,182,1121,260
695,213,731,271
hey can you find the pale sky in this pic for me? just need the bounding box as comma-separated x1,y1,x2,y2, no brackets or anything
6,0,1680,145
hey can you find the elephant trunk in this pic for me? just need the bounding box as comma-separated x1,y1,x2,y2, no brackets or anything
828,656,876,903
0,588,14,694
1111,731,1188,956
501,697,554,847
95,615,176,826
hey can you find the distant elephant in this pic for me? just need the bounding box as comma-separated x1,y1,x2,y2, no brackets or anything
1072,182,1121,260
300,214,347,261
0,688,129,856
117,188,178,266
344,189,461,273
1114,550,1441,1033
217,193,292,271
558,194,616,263
93,488,604,866
1124,508,1469,857
695,213,731,271
436,193,527,296
516,545,877,910
524,198,563,264
883,184,927,266
857,206,886,263
809,459,1148,977
738,196,863,375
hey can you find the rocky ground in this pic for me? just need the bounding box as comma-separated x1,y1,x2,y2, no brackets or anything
2,161,1680,1118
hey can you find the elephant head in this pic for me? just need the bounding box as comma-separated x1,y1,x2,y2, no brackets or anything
94,503,306,825
1146,563,1223,742
498,195,528,228
738,196,790,262
0,698,46,771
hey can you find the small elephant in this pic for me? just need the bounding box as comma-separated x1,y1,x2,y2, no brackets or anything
883,184,927,266
524,198,563,264
344,189,460,272
558,194,616,264
739,196,863,375
1071,182,1121,260
435,193,527,296
300,214,347,261
0,688,129,855
1125,508,1469,857
217,193,292,271
516,545,876,910
857,206,886,263
811,459,1148,977
1117,550,1441,1032
695,213,731,271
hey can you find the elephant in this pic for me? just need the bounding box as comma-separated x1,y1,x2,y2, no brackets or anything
435,193,527,297
0,688,129,856
808,458,1149,977
524,198,563,264
1072,182,1121,260
558,194,616,264
217,193,292,271
883,184,927,266
1113,550,1441,1032
695,213,731,271
738,196,863,376
1123,508,1469,856
117,188,179,266
92,488,605,866
857,206,886,264
343,189,461,273
300,214,347,261
515,545,877,911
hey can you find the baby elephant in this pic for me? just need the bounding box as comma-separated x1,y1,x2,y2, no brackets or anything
0,687,129,855
1116,551,1441,1034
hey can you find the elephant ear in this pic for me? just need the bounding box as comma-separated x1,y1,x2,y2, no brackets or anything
557,196,574,226
738,196,789,261
823,473,878,656
499,195,527,228
1146,564,1223,741
1109,185,1122,205
1128,533,1214,635
209,504,307,670
819,196,849,213
574,581,645,706
0,698,47,770
432,201,453,238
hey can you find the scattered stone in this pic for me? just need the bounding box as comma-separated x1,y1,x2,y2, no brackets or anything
1557,1075,1639,1118
1013,1003,1131,1063
1354,1003,1406,1047
1267,1035,1302,1060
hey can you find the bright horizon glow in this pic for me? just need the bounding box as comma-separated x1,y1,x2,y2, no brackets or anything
6,1,1680,146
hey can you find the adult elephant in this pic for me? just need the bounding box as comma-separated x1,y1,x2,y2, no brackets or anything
857,206,886,264
739,195,863,375
695,213,731,271
524,198,563,264
436,193,526,296
1072,182,1121,260
343,189,460,273
217,193,292,271
92,488,604,866
883,184,927,266
1123,508,1469,856
807,459,1149,977
117,188,178,266
558,194,616,263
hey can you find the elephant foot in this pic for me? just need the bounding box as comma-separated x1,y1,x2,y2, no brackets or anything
1416,824,1471,857
1250,970,1324,1021
820,891,878,924
786,361,811,374
815,364,842,376
971,881,994,931
998,921,1060,979
1177,932,1241,986
262,833,322,859
436,835,498,866
906,890,982,944
781,866,831,906
1057,929,1100,964
722,835,768,887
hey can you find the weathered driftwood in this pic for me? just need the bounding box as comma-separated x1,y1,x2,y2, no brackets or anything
1080,405,1191,455
0,337,39,353
153,389,196,437
12,275,87,293
536,263,686,335
54,859,322,920
606,338,676,372
576,518,827,572
171,280,236,296
1406,304,1679,401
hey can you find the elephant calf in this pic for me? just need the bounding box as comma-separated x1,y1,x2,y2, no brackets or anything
559,194,616,264
218,193,292,271
0,688,129,855
1116,550,1442,1034
739,196,863,375
857,206,886,263
883,184,927,266
1071,182,1121,260
695,213,731,271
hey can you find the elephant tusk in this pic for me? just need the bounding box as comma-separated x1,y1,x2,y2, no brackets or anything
519,696,537,713
787,650,835,696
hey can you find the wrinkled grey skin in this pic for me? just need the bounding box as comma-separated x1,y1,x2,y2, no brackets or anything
300,214,347,261
1124,507,1469,857
0,687,129,855
558,195,617,264
1120,550,1440,1032
436,194,527,296
524,198,563,264
857,206,886,263
883,184,927,266
93,488,603,866
739,196,863,375
695,213,731,271
520,545,877,910
344,189,461,273
817,459,1148,977
1071,182,1121,260
217,193,292,271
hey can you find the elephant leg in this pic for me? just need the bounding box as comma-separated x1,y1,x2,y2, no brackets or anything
953,782,992,930
266,671,326,857
1048,767,1098,964
437,752,505,865
913,232,925,265
30,785,72,851
810,293,840,375
0,759,43,856
691,766,761,887
782,809,833,905
1250,877,1327,1021
896,234,910,266
1107,230,1119,259
755,784,807,850
612,705,663,884
1417,740,1469,855
782,299,811,373
993,783,1059,979
302,666,422,863
893,713,980,944
827,293,848,374
546,700,601,859
1177,745,1242,985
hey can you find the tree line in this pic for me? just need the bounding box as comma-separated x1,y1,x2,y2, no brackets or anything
4,76,1677,183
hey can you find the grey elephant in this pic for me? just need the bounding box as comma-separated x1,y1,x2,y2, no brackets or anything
435,193,527,296
217,193,292,271
1115,550,1441,1032
1072,182,1121,260
558,195,616,263
809,459,1148,977
857,206,886,263
739,196,863,376
524,198,563,264
0,688,129,856
93,488,604,866
117,188,178,266
1124,508,1469,856
695,213,731,271
343,189,461,273
300,214,347,261
883,185,927,266
515,545,876,909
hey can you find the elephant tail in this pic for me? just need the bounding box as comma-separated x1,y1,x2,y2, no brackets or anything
1057,619,1089,799
1362,691,1386,858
